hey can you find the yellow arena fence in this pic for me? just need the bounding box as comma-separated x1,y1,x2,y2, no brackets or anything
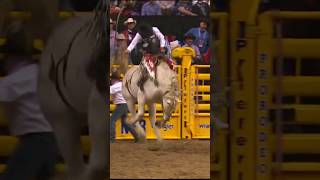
256,11,320,180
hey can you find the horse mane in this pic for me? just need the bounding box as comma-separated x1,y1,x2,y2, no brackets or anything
157,59,179,98
85,0,108,95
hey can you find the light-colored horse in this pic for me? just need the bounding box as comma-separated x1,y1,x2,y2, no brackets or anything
122,59,179,141
37,1,108,180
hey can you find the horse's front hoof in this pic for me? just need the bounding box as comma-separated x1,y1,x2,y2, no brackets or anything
134,137,146,143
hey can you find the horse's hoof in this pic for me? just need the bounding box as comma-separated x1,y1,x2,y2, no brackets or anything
134,138,146,144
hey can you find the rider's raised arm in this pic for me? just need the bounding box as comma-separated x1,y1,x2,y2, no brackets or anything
127,33,142,52
152,27,166,48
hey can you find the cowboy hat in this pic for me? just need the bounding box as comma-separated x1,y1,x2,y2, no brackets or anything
138,22,153,38
116,33,127,40
124,18,136,25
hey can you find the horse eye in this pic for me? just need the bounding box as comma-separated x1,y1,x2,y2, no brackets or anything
166,99,172,104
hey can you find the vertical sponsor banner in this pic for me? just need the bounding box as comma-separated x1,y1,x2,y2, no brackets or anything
230,0,261,179
256,13,273,180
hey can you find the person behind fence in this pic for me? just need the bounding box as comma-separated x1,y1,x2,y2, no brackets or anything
141,0,162,16
109,69,139,143
182,33,202,64
191,0,210,16
185,18,210,60
122,17,137,46
109,19,118,61
0,27,58,180
158,0,176,15
175,0,198,16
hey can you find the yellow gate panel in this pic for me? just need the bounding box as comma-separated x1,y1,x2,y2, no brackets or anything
279,163,320,180
115,114,181,140
258,11,320,180
189,65,210,139
191,114,210,139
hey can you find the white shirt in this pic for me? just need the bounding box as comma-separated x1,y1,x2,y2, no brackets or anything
0,64,52,136
127,27,166,52
110,81,126,104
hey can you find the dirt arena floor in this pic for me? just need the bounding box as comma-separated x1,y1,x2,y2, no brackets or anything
110,139,210,179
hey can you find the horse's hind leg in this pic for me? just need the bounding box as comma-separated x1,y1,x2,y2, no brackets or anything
148,103,162,141
126,99,145,142
38,83,85,179
85,87,107,180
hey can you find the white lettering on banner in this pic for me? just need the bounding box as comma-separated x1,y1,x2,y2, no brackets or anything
121,119,146,134
163,124,174,131
199,124,210,128
259,53,268,63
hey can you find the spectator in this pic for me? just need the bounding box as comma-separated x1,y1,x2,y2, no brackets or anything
111,33,129,73
185,18,210,55
175,0,198,16
0,28,58,180
182,33,201,64
110,19,118,60
158,0,176,16
110,2,121,16
109,69,139,143
122,17,137,46
131,0,148,15
191,0,210,16
117,0,136,17
141,0,162,16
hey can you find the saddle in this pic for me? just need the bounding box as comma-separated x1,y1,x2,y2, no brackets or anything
137,53,159,91
137,53,176,91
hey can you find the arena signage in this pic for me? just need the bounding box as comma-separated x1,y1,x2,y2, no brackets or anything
121,119,146,134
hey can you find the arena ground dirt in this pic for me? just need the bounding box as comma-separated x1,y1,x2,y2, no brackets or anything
110,139,210,179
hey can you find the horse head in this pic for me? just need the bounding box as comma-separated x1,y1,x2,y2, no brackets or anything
156,75,180,128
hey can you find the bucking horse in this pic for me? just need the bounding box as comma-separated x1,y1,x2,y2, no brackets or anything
122,53,180,142
37,1,108,179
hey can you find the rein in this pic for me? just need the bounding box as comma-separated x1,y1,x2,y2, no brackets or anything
50,0,108,111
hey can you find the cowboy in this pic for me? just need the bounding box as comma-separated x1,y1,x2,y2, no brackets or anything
111,33,128,74
125,23,175,90
109,69,139,143
122,17,137,46
110,18,118,60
